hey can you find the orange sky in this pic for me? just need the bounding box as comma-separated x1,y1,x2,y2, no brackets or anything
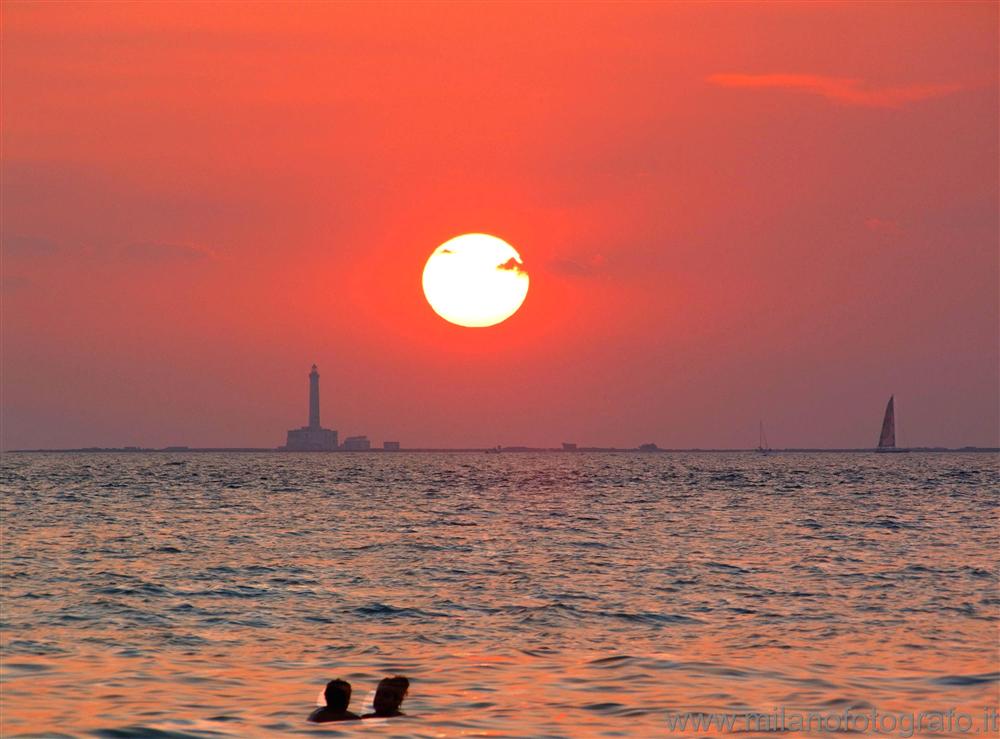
2,1,997,449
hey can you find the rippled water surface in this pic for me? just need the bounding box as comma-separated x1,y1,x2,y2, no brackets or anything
2,452,998,737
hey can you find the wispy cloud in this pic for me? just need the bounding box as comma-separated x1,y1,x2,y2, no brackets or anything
123,241,215,262
864,217,902,235
1,274,32,293
547,254,607,278
4,234,60,256
707,73,962,109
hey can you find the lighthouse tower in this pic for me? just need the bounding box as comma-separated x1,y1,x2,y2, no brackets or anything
284,365,339,450
308,364,321,429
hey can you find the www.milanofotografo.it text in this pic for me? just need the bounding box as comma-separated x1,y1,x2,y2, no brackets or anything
664,706,1000,736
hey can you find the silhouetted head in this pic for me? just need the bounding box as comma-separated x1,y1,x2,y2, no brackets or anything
324,679,352,711
372,676,409,716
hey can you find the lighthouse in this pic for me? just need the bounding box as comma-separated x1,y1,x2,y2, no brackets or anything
284,365,339,450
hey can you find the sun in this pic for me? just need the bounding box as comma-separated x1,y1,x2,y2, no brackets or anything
422,233,529,327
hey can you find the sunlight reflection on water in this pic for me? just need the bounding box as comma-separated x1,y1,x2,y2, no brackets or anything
1,452,997,737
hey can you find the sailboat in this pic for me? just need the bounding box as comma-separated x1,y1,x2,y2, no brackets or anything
875,395,909,453
756,421,771,455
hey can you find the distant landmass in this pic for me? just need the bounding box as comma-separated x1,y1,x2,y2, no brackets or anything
10,371,997,455
9,446,999,454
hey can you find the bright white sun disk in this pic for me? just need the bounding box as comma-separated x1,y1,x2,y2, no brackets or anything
422,233,529,328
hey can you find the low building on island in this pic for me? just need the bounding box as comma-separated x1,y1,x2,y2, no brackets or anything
342,435,371,451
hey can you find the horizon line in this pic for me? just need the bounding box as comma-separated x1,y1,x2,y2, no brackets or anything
6,446,998,454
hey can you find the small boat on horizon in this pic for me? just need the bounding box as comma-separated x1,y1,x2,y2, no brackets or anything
876,395,909,453
756,421,771,455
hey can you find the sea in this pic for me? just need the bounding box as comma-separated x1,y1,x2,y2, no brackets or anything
1,452,998,738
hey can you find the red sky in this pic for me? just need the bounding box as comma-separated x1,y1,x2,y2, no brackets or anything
2,1,997,450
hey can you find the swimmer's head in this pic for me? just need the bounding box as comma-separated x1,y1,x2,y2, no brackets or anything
323,679,352,711
372,676,409,716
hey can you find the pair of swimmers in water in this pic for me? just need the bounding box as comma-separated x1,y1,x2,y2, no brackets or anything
308,676,409,723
